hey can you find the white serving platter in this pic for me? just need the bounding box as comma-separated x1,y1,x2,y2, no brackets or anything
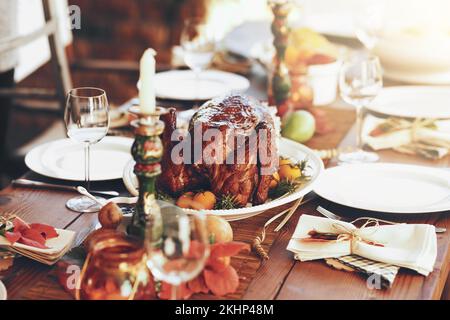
123,137,324,221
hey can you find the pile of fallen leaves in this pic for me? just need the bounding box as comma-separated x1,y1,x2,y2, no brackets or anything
1,217,58,249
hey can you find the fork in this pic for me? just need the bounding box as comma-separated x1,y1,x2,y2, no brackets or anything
316,206,447,233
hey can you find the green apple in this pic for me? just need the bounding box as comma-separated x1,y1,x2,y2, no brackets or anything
282,110,316,143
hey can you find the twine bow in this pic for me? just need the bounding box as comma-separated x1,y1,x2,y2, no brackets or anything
331,218,384,254
298,216,394,253
410,118,435,142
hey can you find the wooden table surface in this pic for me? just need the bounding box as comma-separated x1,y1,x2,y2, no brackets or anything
244,126,450,300
1,74,449,300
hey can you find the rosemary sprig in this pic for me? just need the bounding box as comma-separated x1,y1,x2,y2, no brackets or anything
269,159,312,199
215,194,239,210
269,179,298,199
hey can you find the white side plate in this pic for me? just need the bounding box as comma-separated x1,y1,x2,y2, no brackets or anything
25,136,134,181
314,163,450,214
148,70,250,101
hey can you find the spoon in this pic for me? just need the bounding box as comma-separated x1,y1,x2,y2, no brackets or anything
76,186,138,206
77,186,106,206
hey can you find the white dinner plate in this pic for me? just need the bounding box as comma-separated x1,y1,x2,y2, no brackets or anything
151,70,250,101
0,281,6,300
123,137,324,221
314,163,450,214
382,68,450,86
223,21,273,59
223,17,355,59
367,86,450,119
25,136,134,181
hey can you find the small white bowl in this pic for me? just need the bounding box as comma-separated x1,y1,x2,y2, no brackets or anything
307,60,341,106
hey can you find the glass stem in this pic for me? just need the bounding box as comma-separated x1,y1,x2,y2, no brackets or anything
355,105,364,150
171,284,178,300
194,69,200,107
85,143,91,192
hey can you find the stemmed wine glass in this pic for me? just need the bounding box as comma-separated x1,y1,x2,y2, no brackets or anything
146,205,209,300
64,87,109,213
180,18,216,101
338,55,383,164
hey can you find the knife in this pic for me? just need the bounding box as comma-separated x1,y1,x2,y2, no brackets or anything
12,179,119,197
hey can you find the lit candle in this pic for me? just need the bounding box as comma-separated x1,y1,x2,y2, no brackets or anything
139,48,157,114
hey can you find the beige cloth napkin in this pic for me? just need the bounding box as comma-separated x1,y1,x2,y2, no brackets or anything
366,120,450,159
287,215,437,276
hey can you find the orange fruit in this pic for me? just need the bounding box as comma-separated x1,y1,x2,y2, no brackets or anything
279,158,292,166
269,172,280,189
192,191,216,210
278,162,302,181
176,192,195,209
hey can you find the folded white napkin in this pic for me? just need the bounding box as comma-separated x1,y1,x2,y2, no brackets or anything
366,120,450,151
287,214,437,276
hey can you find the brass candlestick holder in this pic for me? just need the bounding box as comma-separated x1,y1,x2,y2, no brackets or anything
268,0,292,113
127,106,167,240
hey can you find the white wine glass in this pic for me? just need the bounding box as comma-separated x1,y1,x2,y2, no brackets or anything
146,205,209,300
64,87,109,213
180,18,216,101
339,55,383,164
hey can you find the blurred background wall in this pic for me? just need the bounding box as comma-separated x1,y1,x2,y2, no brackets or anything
3,0,450,185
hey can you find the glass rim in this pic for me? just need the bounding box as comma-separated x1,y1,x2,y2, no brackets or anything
344,54,380,65
67,87,106,99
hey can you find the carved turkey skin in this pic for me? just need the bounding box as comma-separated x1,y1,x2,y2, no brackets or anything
158,95,278,207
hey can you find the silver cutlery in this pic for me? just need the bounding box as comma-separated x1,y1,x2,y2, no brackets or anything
76,186,107,206
12,179,119,197
76,186,137,206
316,206,447,233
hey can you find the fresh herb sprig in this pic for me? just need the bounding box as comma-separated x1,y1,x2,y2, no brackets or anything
269,159,312,199
215,194,239,210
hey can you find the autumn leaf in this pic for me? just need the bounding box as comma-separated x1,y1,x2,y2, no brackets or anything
204,266,239,297
209,241,250,260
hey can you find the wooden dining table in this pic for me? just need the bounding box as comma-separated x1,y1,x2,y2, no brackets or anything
0,71,449,300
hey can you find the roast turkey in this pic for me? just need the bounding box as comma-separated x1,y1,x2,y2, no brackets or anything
158,95,279,207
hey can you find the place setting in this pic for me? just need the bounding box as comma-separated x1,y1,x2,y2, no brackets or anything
141,17,250,104
0,0,449,303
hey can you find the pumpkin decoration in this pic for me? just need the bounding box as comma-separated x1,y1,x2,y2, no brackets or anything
83,202,124,251
206,215,233,244
98,202,123,229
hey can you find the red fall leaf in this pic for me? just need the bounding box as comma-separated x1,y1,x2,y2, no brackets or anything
204,265,240,297
30,223,59,239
